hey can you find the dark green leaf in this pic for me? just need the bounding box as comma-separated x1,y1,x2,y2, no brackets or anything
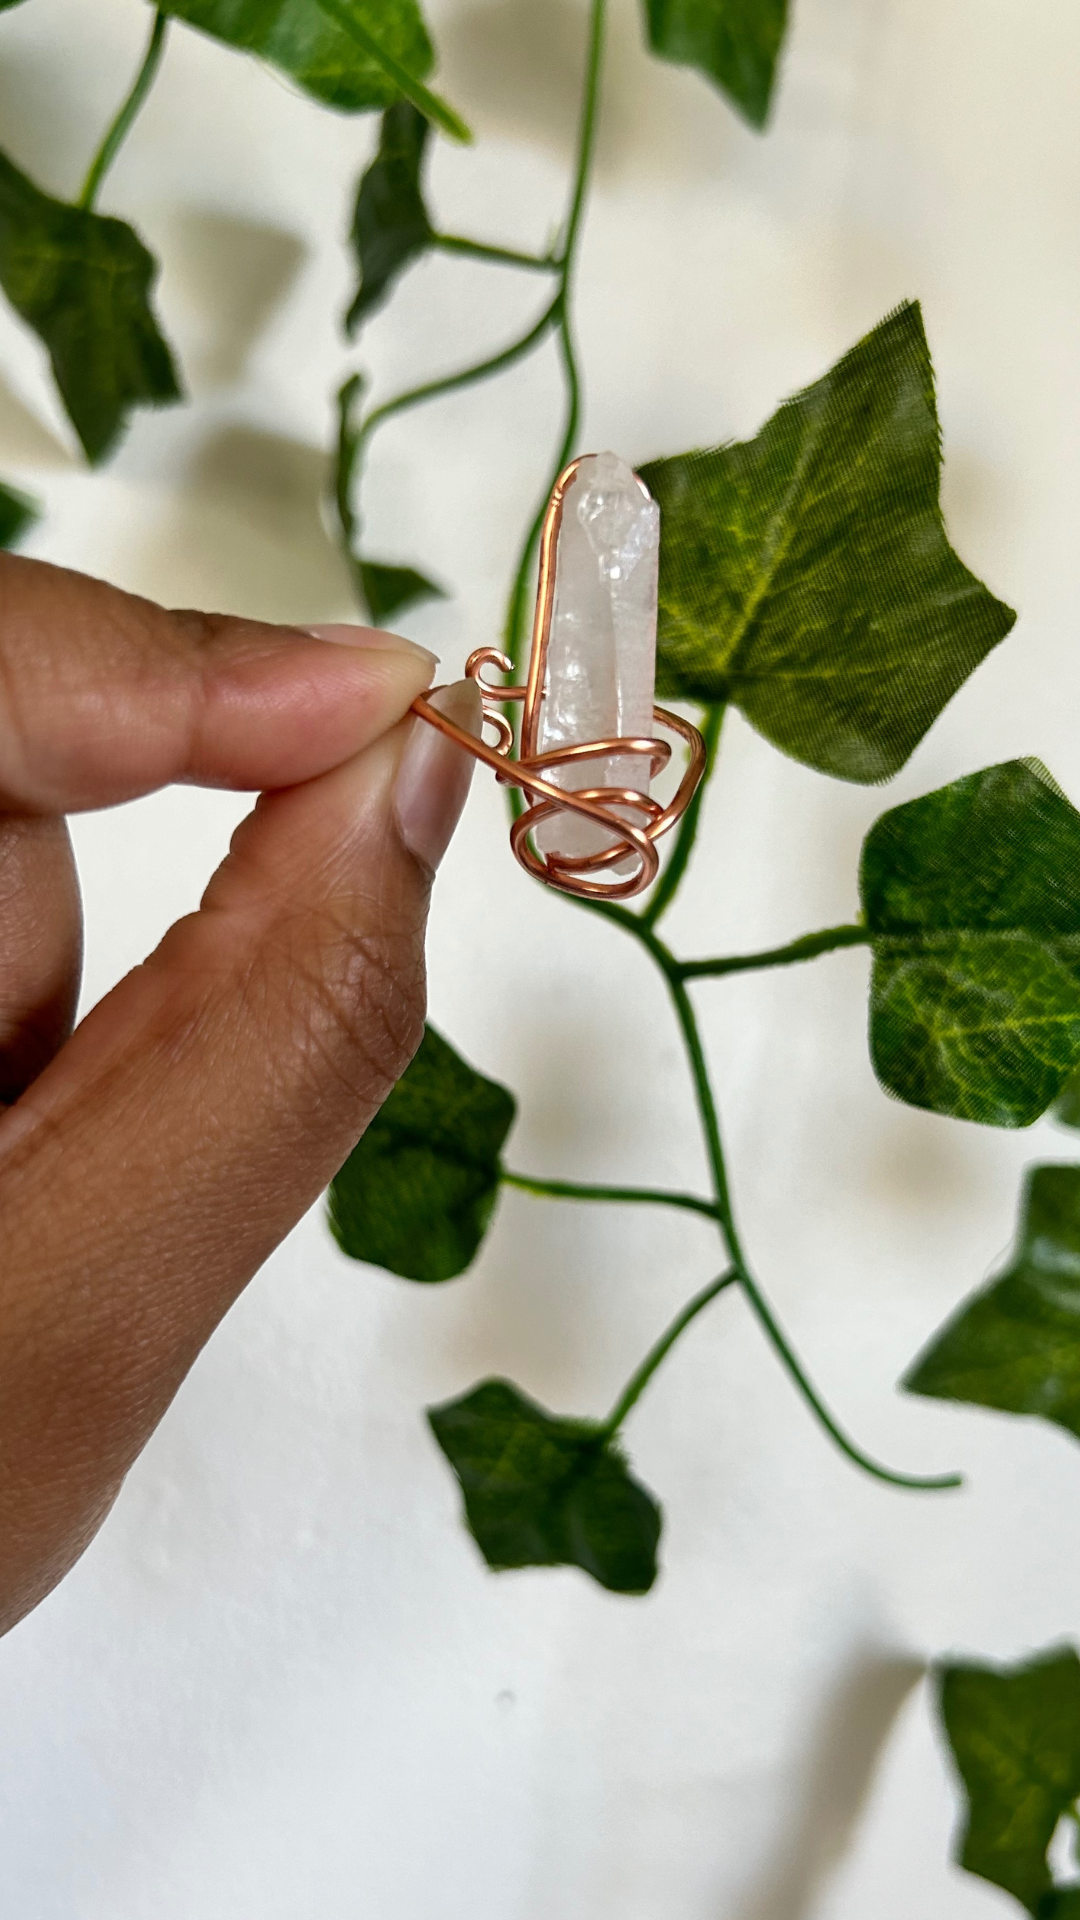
0,479,37,547
328,1025,515,1282
1041,1892,1080,1918
0,148,180,463
905,1165,1080,1437
643,0,789,129
346,100,433,334
641,302,1015,784
360,559,444,623
428,1379,661,1594
938,1646,1080,1913
161,0,470,137
861,760,1080,1126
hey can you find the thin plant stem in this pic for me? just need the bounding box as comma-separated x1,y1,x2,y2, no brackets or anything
665,962,961,1491
503,1170,719,1221
500,0,607,690
600,1270,737,1438
434,233,558,272
571,898,962,1491
359,295,561,452
642,704,724,927
679,923,871,980
79,9,169,210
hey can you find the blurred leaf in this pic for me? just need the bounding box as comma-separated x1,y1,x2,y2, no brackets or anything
0,479,37,547
346,100,433,333
643,0,789,129
905,1165,1080,1437
360,559,444,622
1053,1066,1080,1131
938,1646,1080,1913
861,760,1080,1126
334,372,444,624
162,0,470,137
1042,1894,1080,1918
641,302,1015,784
0,148,180,463
428,1379,661,1594
328,1025,515,1282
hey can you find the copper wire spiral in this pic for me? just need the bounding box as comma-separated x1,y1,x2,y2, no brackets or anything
409,458,707,901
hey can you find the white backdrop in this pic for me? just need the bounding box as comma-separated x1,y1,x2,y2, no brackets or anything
1,1,1078,1913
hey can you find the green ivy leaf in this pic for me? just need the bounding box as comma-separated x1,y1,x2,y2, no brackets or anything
640,302,1015,785
359,559,444,623
428,1379,661,1594
905,1165,1080,1437
0,149,180,464
346,100,433,334
0,479,37,548
161,0,470,138
643,0,790,129
938,1646,1080,1914
861,760,1080,1126
328,1025,515,1282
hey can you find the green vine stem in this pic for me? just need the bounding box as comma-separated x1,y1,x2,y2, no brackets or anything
354,296,561,466
500,0,607,691
79,8,169,211
503,1170,719,1222
433,234,559,273
577,898,962,1490
643,704,725,927
600,1269,737,1438
679,923,872,979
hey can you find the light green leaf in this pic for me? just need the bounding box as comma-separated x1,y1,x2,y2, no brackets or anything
328,1025,515,1282
346,100,433,334
640,303,1015,784
0,479,37,547
861,761,1080,1126
0,148,180,464
643,0,789,129
359,559,444,623
905,1165,1080,1437
428,1379,661,1594
938,1646,1080,1914
161,0,470,137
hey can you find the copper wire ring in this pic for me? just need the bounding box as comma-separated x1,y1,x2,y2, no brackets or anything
408,459,707,901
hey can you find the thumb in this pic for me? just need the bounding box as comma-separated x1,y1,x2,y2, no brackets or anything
0,679,481,1632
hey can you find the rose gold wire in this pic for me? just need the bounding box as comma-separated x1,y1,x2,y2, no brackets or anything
408,458,707,901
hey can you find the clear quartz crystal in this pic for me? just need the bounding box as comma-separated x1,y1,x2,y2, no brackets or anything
535,452,659,862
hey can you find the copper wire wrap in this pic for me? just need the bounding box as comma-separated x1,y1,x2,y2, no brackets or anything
409,456,707,901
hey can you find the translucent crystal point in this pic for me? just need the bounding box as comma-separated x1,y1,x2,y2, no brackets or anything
535,452,659,862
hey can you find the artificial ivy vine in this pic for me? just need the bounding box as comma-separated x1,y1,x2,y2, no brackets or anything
0,0,1075,1905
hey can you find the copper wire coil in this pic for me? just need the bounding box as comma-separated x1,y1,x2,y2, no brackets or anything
408,459,707,901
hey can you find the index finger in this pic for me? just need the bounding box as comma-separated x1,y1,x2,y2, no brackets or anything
0,553,436,813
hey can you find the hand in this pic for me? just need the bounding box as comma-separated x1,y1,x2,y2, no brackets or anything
0,553,481,1635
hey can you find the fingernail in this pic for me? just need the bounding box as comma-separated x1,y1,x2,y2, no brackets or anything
393,679,483,873
304,622,438,670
